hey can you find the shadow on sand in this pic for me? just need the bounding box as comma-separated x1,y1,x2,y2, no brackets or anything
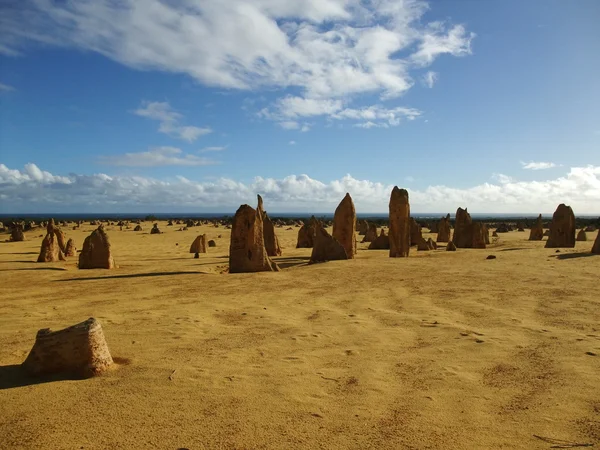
55,270,208,282
0,267,68,272
499,247,529,252
0,365,79,390
551,252,597,260
274,256,311,270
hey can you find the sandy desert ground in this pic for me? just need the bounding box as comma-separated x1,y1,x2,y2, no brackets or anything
0,221,599,449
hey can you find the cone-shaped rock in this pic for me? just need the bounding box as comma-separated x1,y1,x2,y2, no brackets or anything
529,214,544,240
79,226,115,269
37,232,66,262
410,218,423,246
436,214,451,243
452,207,473,248
10,223,25,242
545,204,576,248
332,193,357,259
65,238,77,257
310,222,348,263
389,187,410,257
134,225,143,231
263,211,282,257
362,222,378,243
368,228,390,250
358,220,369,236
472,222,487,249
150,223,161,234
229,195,280,273
446,241,457,251
189,234,207,254
296,216,318,248
576,229,587,241
417,238,430,251
22,317,113,378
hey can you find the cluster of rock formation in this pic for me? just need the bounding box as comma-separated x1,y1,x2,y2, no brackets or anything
529,214,544,241
436,214,451,243
296,217,318,248
451,208,487,249
37,219,69,263
79,225,115,269
229,195,280,273
310,221,348,263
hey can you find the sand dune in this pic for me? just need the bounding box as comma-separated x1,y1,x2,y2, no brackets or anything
1,222,599,449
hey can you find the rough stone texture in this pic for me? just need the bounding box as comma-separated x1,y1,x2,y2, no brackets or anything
452,207,473,248
47,219,67,253
446,241,457,251
65,239,77,257
10,223,25,242
436,214,451,243
310,222,348,263
358,220,369,236
332,193,357,259
361,222,378,243
417,238,430,251
389,187,410,258
78,226,115,269
427,238,438,250
150,223,161,234
471,222,487,249
37,232,66,262
545,204,576,248
296,216,318,248
482,224,490,245
229,195,280,273
208,240,216,247
263,211,282,257
592,231,600,254
134,225,142,231
410,218,423,246
189,234,207,254
529,214,544,241
22,318,113,378
368,229,390,250
576,229,587,242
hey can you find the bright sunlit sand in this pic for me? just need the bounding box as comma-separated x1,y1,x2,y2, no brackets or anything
1,223,598,449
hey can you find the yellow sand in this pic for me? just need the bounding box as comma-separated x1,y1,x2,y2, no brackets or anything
1,222,599,449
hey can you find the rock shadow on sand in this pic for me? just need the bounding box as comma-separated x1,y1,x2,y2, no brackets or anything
272,256,311,270
56,271,208,282
0,364,79,389
551,252,598,260
0,267,68,272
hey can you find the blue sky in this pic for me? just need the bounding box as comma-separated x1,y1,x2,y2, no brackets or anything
0,0,599,214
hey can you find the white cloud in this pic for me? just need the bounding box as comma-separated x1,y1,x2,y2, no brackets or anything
301,124,311,132
0,82,15,92
521,161,558,170
289,140,296,145
2,163,600,214
278,121,300,130
1,0,474,129
199,146,227,153
134,101,211,142
422,71,437,88
98,147,217,167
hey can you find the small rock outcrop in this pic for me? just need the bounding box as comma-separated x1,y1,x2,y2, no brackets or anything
134,225,143,232
332,193,357,259
452,208,486,249
150,223,161,234
296,216,318,248
10,223,25,242
189,234,207,254
576,229,587,242
417,238,430,251
37,232,66,262
545,204,576,248
310,222,348,263
410,218,423,246
22,318,113,378
436,214,451,243
446,241,457,251
368,229,390,250
358,220,369,236
389,187,410,258
229,195,280,273
79,226,115,269
529,214,544,241
65,238,77,257
592,232,600,254
361,222,378,243
208,240,216,247
263,211,282,257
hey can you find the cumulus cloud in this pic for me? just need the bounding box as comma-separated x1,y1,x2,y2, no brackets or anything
521,161,558,170
98,147,217,167
1,163,599,214
1,0,474,129
199,146,227,153
288,140,296,145
134,101,211,142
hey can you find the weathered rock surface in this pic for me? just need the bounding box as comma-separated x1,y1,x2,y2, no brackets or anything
22,318,113,378
263,211,282,257
296,216,318,248
37,232,66,262
358,220,369,236
436,214,451,243
446,241,457,251
592,231,600,254
545,204,576,248
529,214,544,241
10,223,25,242
362,222,378,243
389,187,410,258
332,193,357,259
150,223,161,234
452,208,487,249
189,234,207,254
368,229,390,250
134,225,143,232
229,195,280,273
410,218,423,246
576,229,587,242
310,222,348,263
79,226,115,269
65,238,77,257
